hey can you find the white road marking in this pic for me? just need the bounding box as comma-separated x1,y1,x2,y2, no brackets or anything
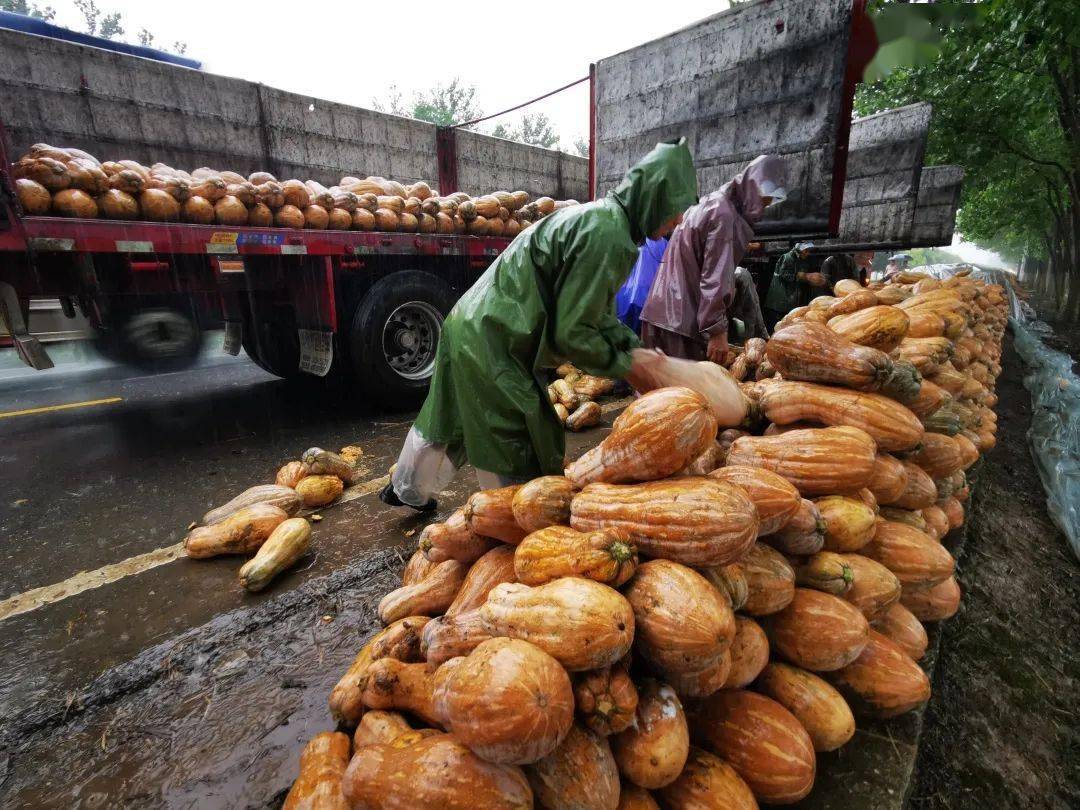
0,396,631,622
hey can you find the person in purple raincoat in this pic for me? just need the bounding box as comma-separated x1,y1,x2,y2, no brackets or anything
639,154,789,362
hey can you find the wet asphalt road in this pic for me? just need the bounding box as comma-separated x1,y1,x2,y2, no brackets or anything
0,344,613,807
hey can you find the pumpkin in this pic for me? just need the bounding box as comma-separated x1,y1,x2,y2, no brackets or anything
722,616,770,689
420,508,496,564
526,724,621,810
329,615,429,726
910,433,964,479
921,405,963,436
655,746,758,810
86,190,138,224
901,575,961,622
359,658,441,726
920,504,949,539
756,379,923,452
905,378,950,418
765,321,898,392
377,559,468,624
954,432,980,469
709,465,801,534
666,650,732,700
574,662,638,736
275,204,305,228
353,710,413,747
740,543,796,616
203,484,302,525
514,526,638,587
275,460,310,489
570,478,758,567
566,387,717,487
611,680,689,789
815,495,878,552
402,549,439,585
432,637,573,764
699,563,748,611
623,559,735,674
421,609,492,664
828,305,910,352
343,730,533,809
352,207,376,230
466,486,528,544
479,577,634,671
887,461,938,509
136,188,179,221
181,195,215,224
303,204,329,229
617,785,660,810
281,179,311,208
302,447,357,483
238,517,311,591
861,521,955,589
872,601,928,660
754,662,855,752
511,476,575,532
566,401,603,431
725,426,877,496
445,544,516,616
765,588,869,671
283,731,351,810
14,178,51,215
243,201,270,226
184,503,288,558
767,497,826,556
691,689,816,804
841,553,902,619
828,630,930,718
189,176,225,201
792,551,854,595
51,188,98,218
941,496,965,529
295,474,343,507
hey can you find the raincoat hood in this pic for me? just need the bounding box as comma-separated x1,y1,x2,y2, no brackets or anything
609,138,699,243
725,154,788,224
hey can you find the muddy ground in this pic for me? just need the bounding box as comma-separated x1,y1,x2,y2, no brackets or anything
909,332,1080,809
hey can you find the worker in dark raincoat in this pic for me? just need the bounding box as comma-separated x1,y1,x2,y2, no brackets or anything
764,241,825,328
639,154,789,363
380,139,698,510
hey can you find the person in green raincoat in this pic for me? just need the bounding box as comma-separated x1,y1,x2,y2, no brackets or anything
763,241,826,329
380,139,699,510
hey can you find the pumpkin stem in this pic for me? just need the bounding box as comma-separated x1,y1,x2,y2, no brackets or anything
609,541,636,563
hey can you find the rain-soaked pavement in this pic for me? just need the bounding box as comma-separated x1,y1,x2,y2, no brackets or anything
0,345,617,807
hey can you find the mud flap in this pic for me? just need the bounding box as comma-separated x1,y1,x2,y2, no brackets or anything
222,320,242,356
297,328,333,377
0,281,54,370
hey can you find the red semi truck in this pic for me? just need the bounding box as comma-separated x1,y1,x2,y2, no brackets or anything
0,0,876,403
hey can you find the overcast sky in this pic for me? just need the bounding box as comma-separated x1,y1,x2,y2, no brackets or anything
43,0,732,153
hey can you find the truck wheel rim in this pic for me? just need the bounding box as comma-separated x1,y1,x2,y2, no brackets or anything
123,309,197,359
382,301,442,380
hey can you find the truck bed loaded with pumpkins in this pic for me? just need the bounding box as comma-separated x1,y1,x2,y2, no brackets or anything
0,0,901,404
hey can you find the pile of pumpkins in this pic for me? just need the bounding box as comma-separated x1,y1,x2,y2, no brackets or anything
10,143,579,235
182,445,363,592
276,268,1006,808
548,363,618,431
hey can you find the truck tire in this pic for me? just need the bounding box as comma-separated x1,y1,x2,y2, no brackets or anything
349,270,455,406
242,307,304,382
93,307,202,371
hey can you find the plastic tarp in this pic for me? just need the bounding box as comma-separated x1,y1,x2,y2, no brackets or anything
913,264,1080,559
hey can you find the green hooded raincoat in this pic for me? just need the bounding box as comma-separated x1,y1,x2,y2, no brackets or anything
412,139,698,479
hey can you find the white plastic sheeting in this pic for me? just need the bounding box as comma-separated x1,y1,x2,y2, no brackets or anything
913,263,1080,560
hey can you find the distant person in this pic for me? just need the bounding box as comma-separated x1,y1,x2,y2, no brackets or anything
764,241,825,328
822,253,860,287
638,154,789,362
729,266,770,340
380,139,698,511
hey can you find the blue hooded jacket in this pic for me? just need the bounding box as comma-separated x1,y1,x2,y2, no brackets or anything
616,237,669,333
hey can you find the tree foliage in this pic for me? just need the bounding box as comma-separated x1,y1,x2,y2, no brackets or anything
0,0,55,20
373,79,483,128
492,113,560,149
73,0,122,40
857,0,1080,317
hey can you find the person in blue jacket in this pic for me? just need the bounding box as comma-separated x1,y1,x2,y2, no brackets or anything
616,237,670,334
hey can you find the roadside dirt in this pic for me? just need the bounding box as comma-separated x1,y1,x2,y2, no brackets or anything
909,333,1080,809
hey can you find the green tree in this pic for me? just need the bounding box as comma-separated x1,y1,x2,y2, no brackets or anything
491,113,561,149
0,0,55,20
373,79,483,127
858,0,1080,320
573,137,589,158
74,0,122,39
